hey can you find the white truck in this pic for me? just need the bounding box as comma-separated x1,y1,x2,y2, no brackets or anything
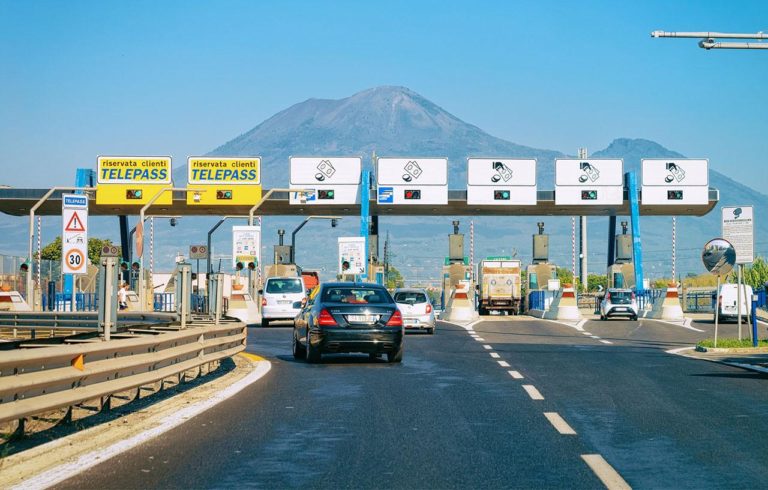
476,258,522,315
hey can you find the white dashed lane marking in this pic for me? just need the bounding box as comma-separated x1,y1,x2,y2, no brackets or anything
490,352,500,359
508,370,524,379
474,337,485,341
599,339,613,344
498,361,510,368
483,345,492,350
522,385,544,400
544,412,577,435
581,454,631,490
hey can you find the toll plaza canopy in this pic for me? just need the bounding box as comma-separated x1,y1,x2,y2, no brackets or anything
0,188,719,217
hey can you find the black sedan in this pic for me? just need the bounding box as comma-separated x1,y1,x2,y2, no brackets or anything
293,282,404,363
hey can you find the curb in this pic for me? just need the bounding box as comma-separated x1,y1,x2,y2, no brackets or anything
666,346,768,376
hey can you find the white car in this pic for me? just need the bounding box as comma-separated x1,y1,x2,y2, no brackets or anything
599,288,639,321
393,288,436,334
715,283,753,323
260,276,306,327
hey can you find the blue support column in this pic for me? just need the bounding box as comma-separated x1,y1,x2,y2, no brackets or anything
626,172,644,291
360,170,371,280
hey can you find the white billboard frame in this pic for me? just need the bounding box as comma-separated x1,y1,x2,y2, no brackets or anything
554,158,624,205
289,156,362,205
466,158,537,205
641,158,709,205
376,157,448,205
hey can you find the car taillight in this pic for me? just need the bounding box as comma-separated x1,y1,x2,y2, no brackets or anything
426,303,432,314
317,308,337,326
605,293,611,302
261,297,267,307
631,292,635,300
386,309,403,326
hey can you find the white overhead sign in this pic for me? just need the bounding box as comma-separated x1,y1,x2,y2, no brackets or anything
61,194,89,275
289,157,362,205
376,157,448,205
466,158,537,205
338,237,366,275
555,159,623,205
641,159,709,205
722,206,754,264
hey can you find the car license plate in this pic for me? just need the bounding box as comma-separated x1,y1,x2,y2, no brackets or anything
615,307,626,311
278,300,292,305
347,315,378,323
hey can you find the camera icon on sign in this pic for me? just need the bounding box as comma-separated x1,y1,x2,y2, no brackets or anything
314,160,336,182
402,161,423,182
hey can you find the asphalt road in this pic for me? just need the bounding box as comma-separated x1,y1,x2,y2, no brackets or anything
56,316,768,489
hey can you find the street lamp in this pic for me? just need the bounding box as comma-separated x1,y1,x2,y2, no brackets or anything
651,30,768,50
291,216,341,265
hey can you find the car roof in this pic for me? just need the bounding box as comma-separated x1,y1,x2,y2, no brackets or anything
393,288,428,293
321,282,386,289
266,276,302,280
607,288,632,292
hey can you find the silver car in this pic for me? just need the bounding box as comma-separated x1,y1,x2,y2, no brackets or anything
599,288,639,321
393,288,436,334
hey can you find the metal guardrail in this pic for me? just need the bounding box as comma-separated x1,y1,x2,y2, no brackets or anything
0,318,246,426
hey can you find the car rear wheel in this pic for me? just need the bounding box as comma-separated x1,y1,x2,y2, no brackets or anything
427,327,435,335
292,333,306,359
261,318,270,328
387,345,403,363
306,338,321,363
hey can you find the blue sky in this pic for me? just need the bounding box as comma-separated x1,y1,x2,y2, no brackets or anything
1,0,767,191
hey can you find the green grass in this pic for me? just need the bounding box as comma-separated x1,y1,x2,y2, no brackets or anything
697,338,768,348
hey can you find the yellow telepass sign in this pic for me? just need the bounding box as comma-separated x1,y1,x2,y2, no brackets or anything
187,157,262,205
96,156,172,206
97,156,172,184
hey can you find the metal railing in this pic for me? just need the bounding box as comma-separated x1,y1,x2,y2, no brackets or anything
0,318,246,426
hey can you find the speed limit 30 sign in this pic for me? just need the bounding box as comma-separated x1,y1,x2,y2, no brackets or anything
62,194,88,274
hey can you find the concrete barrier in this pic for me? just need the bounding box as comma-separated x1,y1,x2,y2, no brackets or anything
440,282,478,323
544,284,582,321
648,284,684,321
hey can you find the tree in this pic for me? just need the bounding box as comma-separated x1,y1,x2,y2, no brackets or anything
556,267,574,287
385,266,405,289
734,256,768,289
587,274,607,292
39,236,116,266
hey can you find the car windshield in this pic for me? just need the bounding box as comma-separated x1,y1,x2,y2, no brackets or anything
394,292,428,304
609,291,632,304
266,279,303,294
322,287,391,304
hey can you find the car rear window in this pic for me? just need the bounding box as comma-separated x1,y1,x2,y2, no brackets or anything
266,279,304,294
321,287,391,304
609,291,632,304
394,292,427,304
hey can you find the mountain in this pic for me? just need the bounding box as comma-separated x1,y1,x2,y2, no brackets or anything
5,86,766,283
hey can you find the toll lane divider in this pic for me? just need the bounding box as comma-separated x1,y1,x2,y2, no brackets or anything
0,319,246,427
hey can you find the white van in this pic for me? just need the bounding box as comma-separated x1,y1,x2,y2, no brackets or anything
261,276,307,327
716,283,753,323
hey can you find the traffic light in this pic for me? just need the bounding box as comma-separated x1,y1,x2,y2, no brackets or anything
216,190,233,200
131,261,140,271
667,190,684,200
235,262,244,271
404,189,421,200
494,190,510,200
120,260,129,271
318,189,335,200
581,190,598,200
19,260,30,273
126,189,143,200
247,262,256,270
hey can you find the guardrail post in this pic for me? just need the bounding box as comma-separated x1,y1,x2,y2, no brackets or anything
176,262,192,329
98,256,119,340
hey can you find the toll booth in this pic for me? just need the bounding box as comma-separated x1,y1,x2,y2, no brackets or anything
527,222,557,291
607,221,635,289
442,221,471,298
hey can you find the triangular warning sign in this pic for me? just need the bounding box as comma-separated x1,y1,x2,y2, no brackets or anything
65,212,86,232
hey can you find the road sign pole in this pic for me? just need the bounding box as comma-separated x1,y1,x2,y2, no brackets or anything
714,275,721,348
360,170,371,281
737,264,743,340
752,294,758,347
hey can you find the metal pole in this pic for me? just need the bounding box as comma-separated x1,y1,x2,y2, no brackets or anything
737,264,743,341
751,293,758,347
571,217,576,286
714,275,721,348
578,148,588,292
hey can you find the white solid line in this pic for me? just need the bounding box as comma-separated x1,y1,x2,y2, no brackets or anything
544,412,577,435
581,454,631,490
490,352,500,358
483,344,492,350
508,370,524,379
15,358,273,490
575,319,588,330
599,340,613,344
522,384,544,400
590,335,600,339
581,332,592,336
498,360,510,367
